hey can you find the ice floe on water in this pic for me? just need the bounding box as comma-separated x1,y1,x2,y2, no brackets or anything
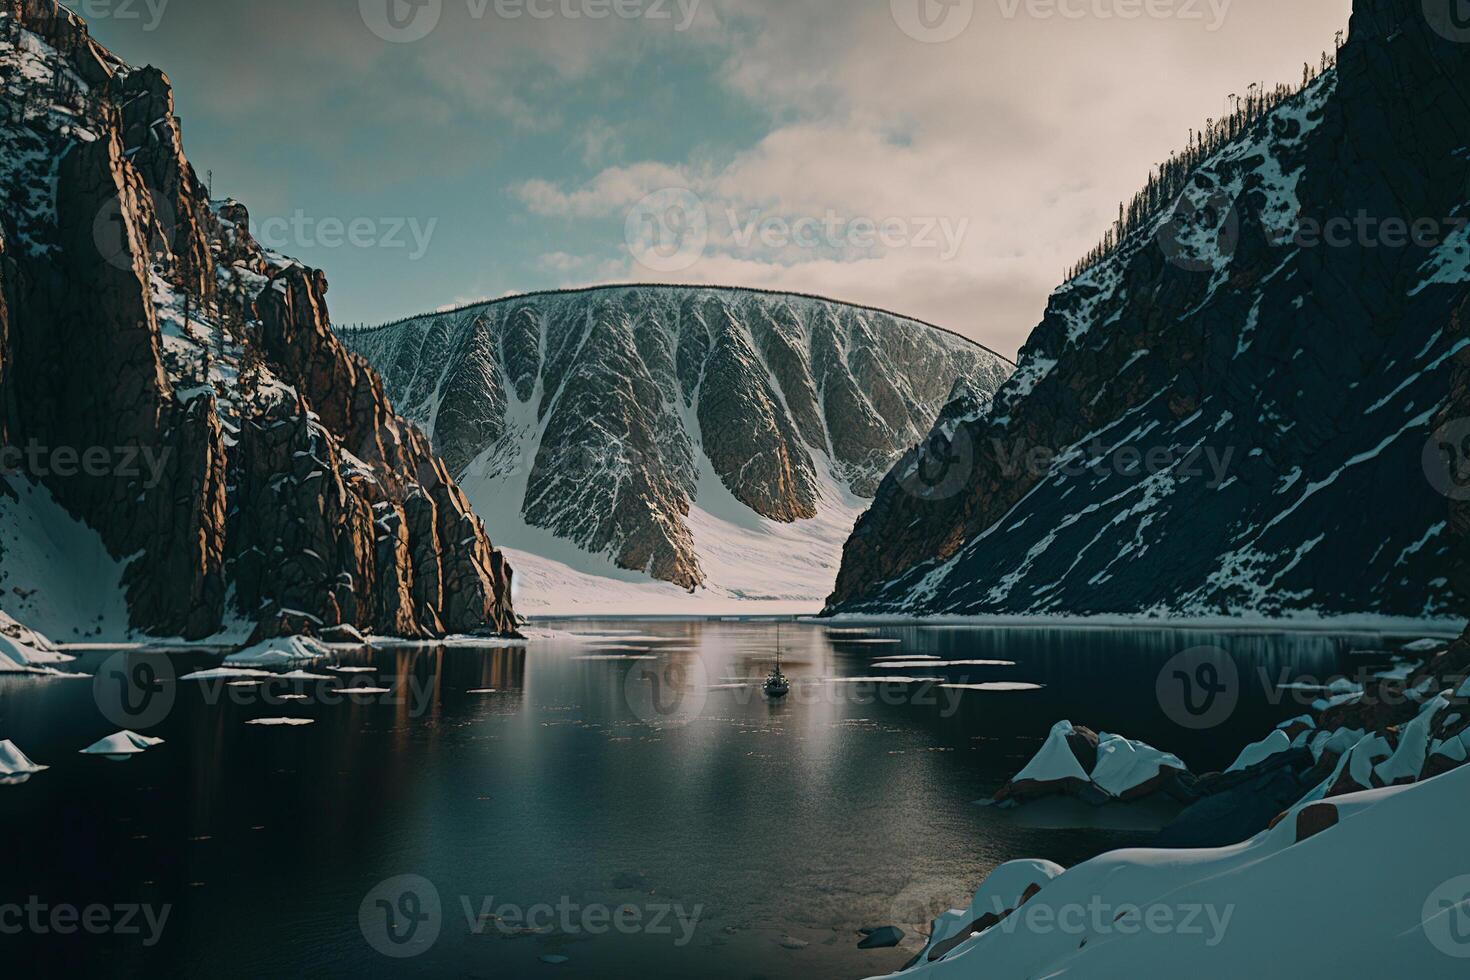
0,740,48,784
245,718,314,727
79,730,165,761
180,667,277,681
938,682,1043,692
875,660,1017,669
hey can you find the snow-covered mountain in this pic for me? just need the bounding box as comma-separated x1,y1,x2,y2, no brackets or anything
344,287,1011,613
829,0,1469,624
0,0,516,644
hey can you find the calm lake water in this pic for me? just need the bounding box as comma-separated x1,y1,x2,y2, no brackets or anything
0,620,1421,978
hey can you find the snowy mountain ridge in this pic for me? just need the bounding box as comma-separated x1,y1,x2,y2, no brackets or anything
345,285,1012,612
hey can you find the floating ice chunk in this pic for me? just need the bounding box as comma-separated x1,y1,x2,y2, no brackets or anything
180,667,276,681
245,718,315,727
0,740,49,783
876,660,1016,669
80,730,165,761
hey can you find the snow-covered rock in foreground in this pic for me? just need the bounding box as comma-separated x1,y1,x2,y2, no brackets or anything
881,766,1470,977
1225,729,1294,774
0,739,48,783
78,730,164,760
993,721,1195,806
225,635,334,667
0,610,77,674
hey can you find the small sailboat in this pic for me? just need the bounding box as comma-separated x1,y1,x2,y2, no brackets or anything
762,624,791,698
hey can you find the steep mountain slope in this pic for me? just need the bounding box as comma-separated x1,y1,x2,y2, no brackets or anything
345,288,1011,611
0,0,516,641
829,0,1469,623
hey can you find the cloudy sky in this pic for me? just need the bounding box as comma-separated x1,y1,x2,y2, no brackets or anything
88,0,1351,358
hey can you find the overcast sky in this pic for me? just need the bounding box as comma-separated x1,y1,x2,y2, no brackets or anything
86,0,1351,358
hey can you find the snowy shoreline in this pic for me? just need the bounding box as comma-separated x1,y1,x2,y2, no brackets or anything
819,611,1465,638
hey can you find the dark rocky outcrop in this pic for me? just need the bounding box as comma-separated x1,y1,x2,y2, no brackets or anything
828,0,1470,620
0,0,516,639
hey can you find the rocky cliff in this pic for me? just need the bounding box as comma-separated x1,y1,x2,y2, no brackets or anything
0,0,516,639
829,0,1469,621
345,287,1011,599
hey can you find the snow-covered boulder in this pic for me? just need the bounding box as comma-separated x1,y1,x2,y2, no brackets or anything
881,767,1470,978
1226,729,1294,774
993,721,1102,805
0,611,74,673
79,730,165,761
915,860,1064,965
0,740,48,784
992,721,1195,807
225,635,333,667
1091,733,1190,801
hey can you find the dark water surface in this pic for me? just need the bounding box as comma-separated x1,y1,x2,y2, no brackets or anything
0,620,1419,978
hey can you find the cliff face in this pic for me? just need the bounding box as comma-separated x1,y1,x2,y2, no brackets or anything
0,0,516,639
346,287,1012,593
828,0,1470,620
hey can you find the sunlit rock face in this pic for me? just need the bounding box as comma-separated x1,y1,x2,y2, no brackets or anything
0,0,517,639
